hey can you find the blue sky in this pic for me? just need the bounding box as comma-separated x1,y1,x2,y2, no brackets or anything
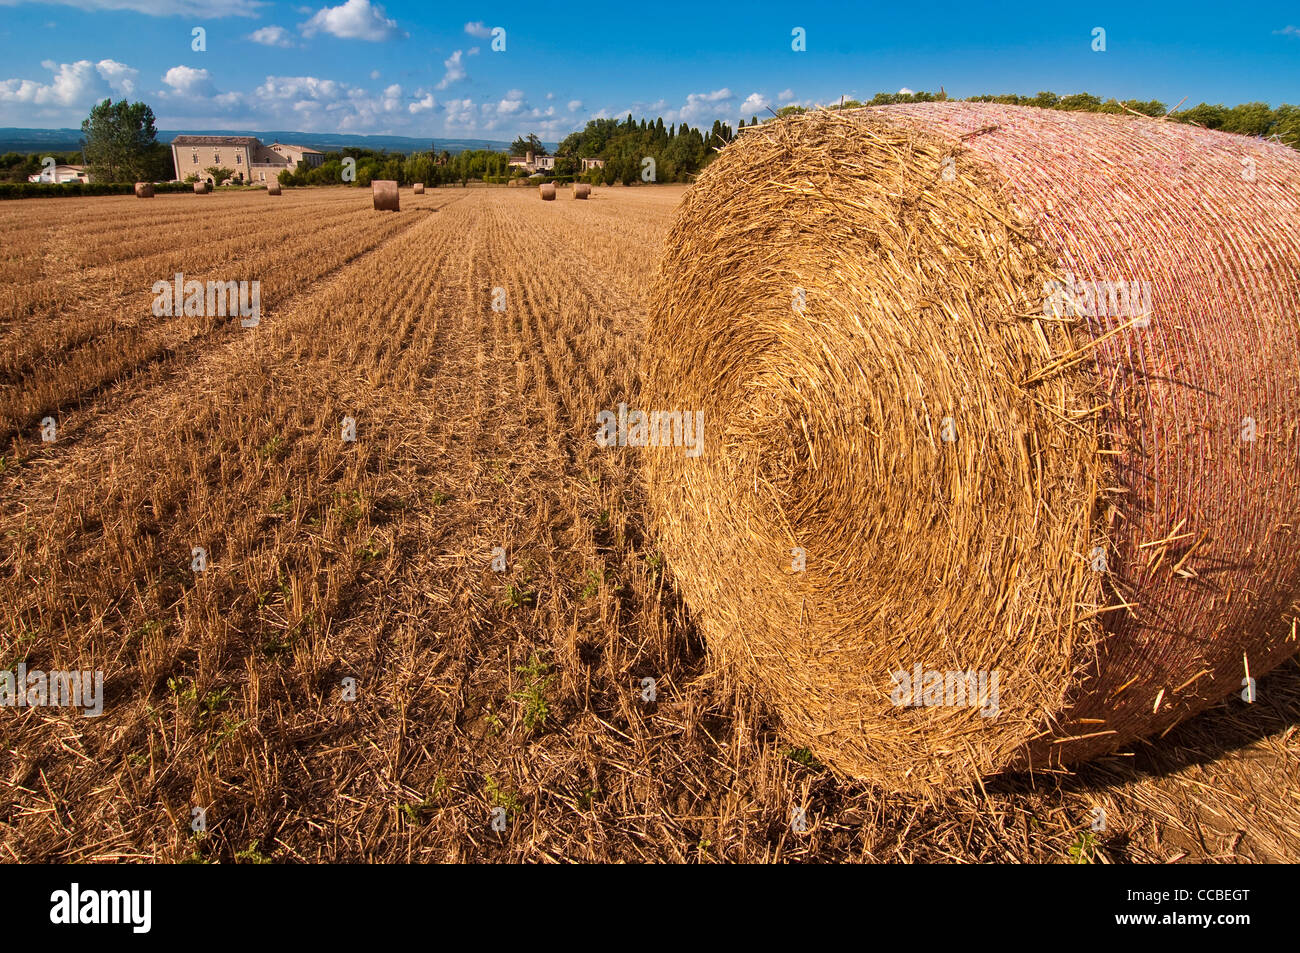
0,0,1296,138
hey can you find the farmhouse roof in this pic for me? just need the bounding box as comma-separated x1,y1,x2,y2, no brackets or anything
271,142,323,154
171,135,261,146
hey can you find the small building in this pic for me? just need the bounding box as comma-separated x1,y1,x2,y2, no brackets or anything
270,143,324,170
507,150,556,174
171,135,299,184
580,157,605,172
28,164,89,184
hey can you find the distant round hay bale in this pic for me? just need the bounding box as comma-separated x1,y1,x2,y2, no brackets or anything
193,181,210,194
267,182,282,196
372,179,399,211
539,183,556,200
134,182,154,198
643,103,1300,792
413,182,425,194
573,183,591,199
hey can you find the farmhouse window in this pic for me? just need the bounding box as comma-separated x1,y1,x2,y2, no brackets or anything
191,152,198,163
235,154,242,164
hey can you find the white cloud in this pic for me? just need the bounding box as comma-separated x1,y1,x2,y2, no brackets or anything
0,58,138,108
778,88,794,102
162,64,216,97
435,49,466,89
150,65,247,121
95,59,138,95
739,92,768,116
0,0,263,15
1274,25,1300,37
300,0,403,42
369,69,380,79
443,97,476,127
248,25,294,47
568,99,582,111
671,88,733,123
898,86,915,94
409,91,435,113
250,75,407,130
255,74,343,101
464,20,492,39
496,89,525,114
467,46,479,56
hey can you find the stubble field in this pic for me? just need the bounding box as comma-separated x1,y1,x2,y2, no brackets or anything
1,185,1297,863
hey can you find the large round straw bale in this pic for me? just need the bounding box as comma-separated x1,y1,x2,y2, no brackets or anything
134,182,154,198
267,182,282,196
372,179,399,211
193,181,210,194
573,183,591,199
643,103,1300,792
413,182,425,194
539,183,556,200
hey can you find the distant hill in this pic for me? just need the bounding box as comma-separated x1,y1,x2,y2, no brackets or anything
0,128,554,155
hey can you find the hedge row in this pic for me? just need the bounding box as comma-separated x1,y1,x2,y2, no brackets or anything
0,181,195,199
480,174,578,185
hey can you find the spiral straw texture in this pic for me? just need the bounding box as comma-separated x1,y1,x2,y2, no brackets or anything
643,103,1300,791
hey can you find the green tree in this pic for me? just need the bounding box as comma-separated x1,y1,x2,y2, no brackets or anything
1272,105,1300,147
204,166,235,186
80,98,159,182
1222,102,1275,137
509,134,547,156
406,153,434,186
1058,92,1103,112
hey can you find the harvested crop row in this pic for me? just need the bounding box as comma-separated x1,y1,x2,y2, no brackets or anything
1,193,454,442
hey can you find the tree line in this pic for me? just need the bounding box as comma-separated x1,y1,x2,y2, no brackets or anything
277,118,725,187
277,147,512,188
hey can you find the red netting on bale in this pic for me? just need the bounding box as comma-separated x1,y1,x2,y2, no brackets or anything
884,102,1300,767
